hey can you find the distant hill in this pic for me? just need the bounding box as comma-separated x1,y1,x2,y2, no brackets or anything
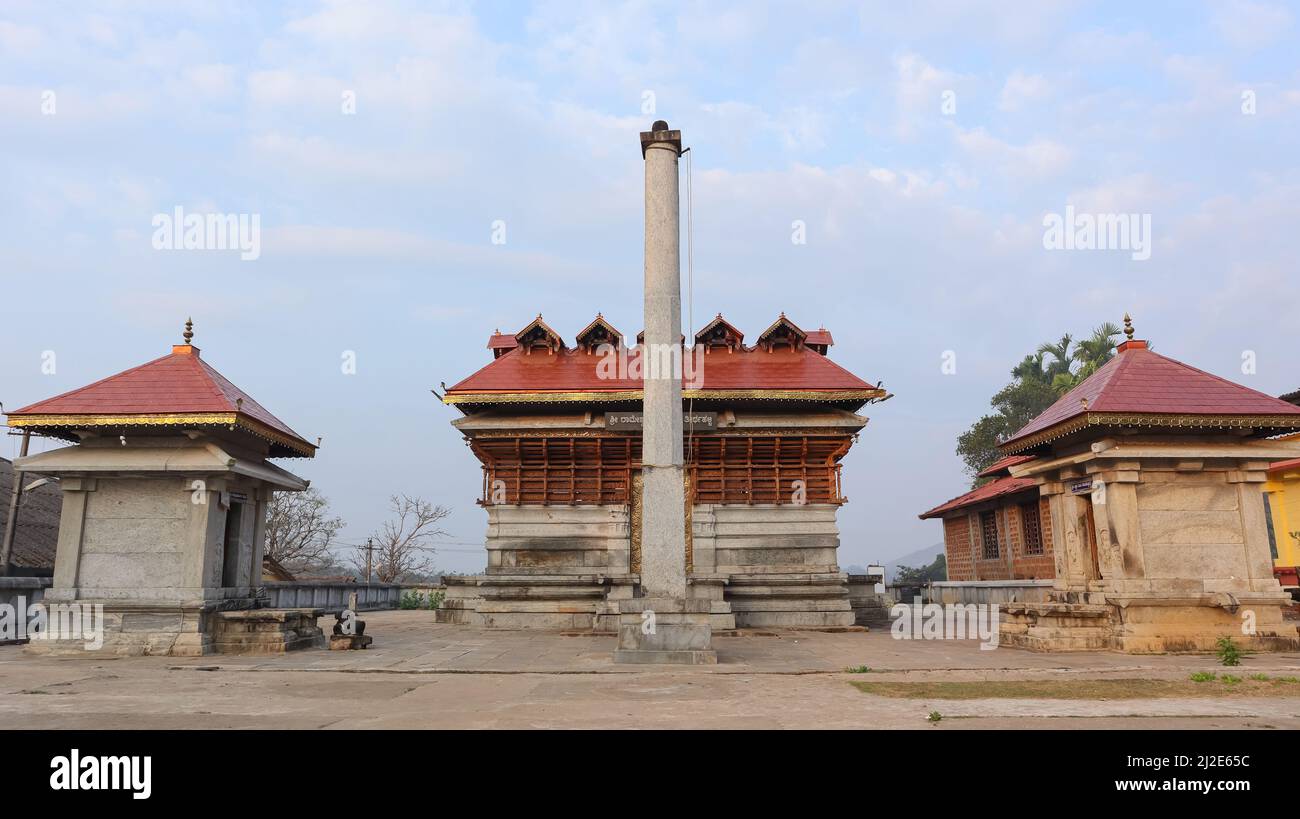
883,543,945,584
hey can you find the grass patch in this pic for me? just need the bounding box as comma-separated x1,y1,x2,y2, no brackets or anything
851,677,1300,700
1190,672,1217,682
845,665,872,674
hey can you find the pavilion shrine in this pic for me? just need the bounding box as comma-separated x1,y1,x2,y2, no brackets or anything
438,312,888,630
5,321,323,655
923,315,1300,652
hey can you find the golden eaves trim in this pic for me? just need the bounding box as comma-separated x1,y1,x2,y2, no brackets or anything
1001,412,1300,454
7,412,316,457
443,388,886,405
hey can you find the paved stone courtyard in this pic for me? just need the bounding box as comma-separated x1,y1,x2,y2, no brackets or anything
4,611,1300,729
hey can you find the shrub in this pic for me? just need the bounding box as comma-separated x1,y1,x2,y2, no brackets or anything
399,590,444,610
399,591,425,610
1215,636,1242,667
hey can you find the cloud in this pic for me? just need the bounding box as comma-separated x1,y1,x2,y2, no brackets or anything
0,20,44,55
998,71,1051,112
1212,0,1293,48
951,126,1073,182
893,53,963,139
248,132,458,183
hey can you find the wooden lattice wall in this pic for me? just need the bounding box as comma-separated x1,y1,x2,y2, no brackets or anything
471,434,852,506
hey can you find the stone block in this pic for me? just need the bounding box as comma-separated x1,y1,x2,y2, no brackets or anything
613,597,715,664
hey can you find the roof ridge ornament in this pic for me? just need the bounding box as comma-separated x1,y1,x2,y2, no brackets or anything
1123,312,1134,341
183,317,194,345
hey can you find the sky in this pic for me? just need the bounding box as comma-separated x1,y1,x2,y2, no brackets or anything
2,0,1299,573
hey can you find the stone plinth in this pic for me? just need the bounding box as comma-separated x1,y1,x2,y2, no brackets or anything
212,609,324,654
1005,437,1300,653
613,597,716,664
329,633,374,650
22,603,325,656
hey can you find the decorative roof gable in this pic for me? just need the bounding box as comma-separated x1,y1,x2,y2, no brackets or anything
575,314,623,351
756,313,807,351
515,315,565,354
694,314,744,352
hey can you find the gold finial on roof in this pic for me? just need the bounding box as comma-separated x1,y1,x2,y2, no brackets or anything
1123,312,1134,340
183,317,194,344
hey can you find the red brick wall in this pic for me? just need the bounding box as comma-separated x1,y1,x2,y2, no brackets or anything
939,493,1057,582
1005,498,1055,579
942,516,973,581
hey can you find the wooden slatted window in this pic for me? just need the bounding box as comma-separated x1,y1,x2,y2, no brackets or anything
980,510,1000,559
1020,502,1044,555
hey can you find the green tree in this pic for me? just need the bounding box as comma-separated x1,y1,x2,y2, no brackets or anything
956,322,1123,481
894,554,947,584
1040,323,1122,395
956,378,1058,479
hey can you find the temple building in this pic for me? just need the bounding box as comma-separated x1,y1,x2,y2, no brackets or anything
438,312,888,630
919,454,1055,582
1264,389,1300,589
921,316,1300,652
5,322,323,655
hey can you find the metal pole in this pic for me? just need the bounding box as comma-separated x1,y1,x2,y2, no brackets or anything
365,537,373,587
0,430,33,576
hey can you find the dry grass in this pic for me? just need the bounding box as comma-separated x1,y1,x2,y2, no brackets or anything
851,677,1300,700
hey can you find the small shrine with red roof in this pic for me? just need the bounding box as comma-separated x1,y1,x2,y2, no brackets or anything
921,315,1300,653
5,321,322,656
437,312,889,630
919,454,1055,584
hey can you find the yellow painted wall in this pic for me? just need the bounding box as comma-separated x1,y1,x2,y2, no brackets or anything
1265,467,1300,571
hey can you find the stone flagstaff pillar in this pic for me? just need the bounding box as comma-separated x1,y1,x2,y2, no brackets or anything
640,120,687,599
614,120,715,664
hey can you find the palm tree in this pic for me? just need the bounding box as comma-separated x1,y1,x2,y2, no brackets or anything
1036,334,1075,384
1070,322,1122,381
1044,323,1122,395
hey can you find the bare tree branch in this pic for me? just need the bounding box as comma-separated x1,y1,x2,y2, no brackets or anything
265,488,346,575
354,494,449,583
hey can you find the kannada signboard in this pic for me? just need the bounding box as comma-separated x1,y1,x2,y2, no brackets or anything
604,411,716,431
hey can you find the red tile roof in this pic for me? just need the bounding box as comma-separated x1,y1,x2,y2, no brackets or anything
7,345,314,457
487,332,518,350
977,454,1036,478
1001,340,1300,452
444,316,882,407
805,329,833,347
1271,458,1300,474
919,474,1038,519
